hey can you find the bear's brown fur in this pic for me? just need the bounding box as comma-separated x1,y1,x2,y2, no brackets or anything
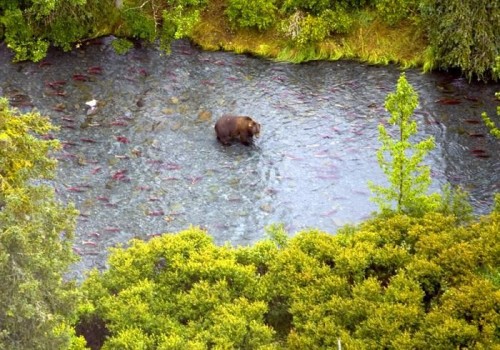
214,115,261,146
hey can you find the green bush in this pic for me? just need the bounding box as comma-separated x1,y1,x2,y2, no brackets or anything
77,211,500,349
47,14,88,52
280,0,332,15
160,4,202,53
0,0,103,61
122,9,157,42
279,212,500,348
0,0,208,61
280,8,352,46
375,0,417,26
0,9,49,62
225,0,278,31
111,38,134,55
279,0,371,15
77,227,276,349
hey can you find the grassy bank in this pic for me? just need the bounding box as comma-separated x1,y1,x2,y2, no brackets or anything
1,0,497,79
190,0,427,68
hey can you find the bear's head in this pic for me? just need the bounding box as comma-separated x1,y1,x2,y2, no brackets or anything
246,117,261,138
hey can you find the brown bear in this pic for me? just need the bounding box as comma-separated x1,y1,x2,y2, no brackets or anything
214,115,261,146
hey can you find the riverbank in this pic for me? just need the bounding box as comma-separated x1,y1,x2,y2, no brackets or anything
1,0,497,80
190,1,427,68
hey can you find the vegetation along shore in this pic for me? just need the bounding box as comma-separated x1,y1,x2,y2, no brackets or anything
0,0,499,80
1,0,499,348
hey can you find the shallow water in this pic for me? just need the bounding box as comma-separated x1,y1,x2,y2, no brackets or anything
1,38,499,278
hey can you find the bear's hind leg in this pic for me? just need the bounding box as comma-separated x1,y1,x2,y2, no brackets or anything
239,132,251,146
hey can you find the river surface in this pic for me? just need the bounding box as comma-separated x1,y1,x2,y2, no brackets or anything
1,38,499,278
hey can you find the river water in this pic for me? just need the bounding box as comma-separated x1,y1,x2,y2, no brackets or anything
1,38,499,278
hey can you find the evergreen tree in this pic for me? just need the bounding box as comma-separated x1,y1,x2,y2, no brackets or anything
0,98,83,349
369,73,439,216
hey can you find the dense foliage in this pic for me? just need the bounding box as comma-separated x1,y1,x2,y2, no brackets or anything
374,0,417,26
76,211,500,349
0,98,84,349
1,0,499,79
0,0,206,60
225,0,278,31
420,0,500,81
77,228,275,349
0,0,114,61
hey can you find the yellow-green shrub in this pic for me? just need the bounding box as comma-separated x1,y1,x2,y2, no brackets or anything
78,227,276,349
77,211,500,349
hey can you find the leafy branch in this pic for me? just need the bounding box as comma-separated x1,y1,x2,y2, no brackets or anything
481,92,500,139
